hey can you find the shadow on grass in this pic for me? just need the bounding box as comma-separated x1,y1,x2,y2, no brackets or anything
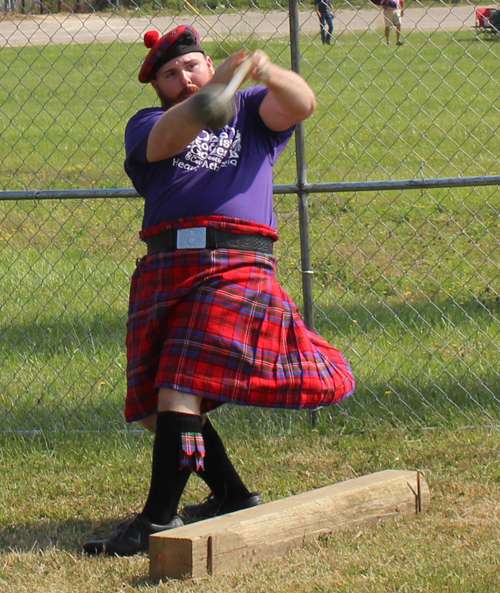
316,293,500,340
0,512,204,590
1,286,497,358
0,292,499,432
0,517,124,555
0,311,126,359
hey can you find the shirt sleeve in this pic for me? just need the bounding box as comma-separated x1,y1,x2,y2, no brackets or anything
125,108,164,165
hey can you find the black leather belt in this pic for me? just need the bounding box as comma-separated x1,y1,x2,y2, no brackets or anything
145,227,274,255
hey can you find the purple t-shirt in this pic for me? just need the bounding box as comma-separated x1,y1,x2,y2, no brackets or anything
124,86,294,231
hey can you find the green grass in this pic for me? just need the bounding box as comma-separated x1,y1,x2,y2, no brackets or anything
1,188,498,431
1,30,499,431
0,26,500,593
0,426,499,592
302,30,500,182
0,198,143,431
1,31,499,190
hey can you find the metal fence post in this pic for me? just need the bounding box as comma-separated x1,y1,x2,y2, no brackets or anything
289,0,319,426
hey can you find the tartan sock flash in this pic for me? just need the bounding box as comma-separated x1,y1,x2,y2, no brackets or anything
171,412,205,471
180,432,206,471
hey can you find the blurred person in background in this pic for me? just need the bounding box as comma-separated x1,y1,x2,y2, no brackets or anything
314,0,335,45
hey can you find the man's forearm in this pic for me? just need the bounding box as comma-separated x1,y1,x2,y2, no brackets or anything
146,99,206,163
146,50,316,161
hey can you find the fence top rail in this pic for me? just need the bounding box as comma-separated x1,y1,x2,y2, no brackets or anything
273,175,500,195
1,176,499,202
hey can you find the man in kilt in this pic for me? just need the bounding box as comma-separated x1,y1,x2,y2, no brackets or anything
83,25,355,557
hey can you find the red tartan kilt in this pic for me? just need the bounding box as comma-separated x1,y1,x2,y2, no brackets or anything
125,248,355,423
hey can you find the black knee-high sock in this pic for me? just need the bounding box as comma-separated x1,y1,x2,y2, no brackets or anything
196,418,251,501
142,411,203,525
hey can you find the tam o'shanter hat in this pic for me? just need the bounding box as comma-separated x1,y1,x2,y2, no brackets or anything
138,25,204,84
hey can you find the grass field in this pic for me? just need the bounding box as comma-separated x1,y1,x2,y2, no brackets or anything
0,26,500,592
1,184,498,432
1,31,499,191
1,29,499,429
0,30,499,431
1,426,499,592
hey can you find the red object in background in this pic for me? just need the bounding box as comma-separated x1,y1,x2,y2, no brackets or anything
476,8,493,28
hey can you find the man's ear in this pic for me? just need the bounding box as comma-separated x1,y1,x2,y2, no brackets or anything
151,79,159,93
206,56,216,75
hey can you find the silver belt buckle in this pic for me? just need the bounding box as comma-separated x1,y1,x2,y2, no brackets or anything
176,227,207,249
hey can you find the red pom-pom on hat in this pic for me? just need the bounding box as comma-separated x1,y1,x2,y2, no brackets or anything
144,31,160,49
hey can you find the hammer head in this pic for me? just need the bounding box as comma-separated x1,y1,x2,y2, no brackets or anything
190,84,236,129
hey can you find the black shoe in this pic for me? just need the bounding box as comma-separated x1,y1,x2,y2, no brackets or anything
82,513,183,557
182,492,264,521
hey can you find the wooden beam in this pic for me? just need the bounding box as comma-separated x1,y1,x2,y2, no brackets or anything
149,469,430,581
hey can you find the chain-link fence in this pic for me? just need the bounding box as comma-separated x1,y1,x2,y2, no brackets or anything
0,0,499,432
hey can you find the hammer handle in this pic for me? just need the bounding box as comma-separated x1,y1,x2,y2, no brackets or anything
219,55,255,103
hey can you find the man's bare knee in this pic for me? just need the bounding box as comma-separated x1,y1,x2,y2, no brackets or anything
158,387,202,415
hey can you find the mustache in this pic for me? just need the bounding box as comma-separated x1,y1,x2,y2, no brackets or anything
160,84,202,109
178,84,201,102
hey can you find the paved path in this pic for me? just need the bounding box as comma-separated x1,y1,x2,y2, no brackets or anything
0,5,477,47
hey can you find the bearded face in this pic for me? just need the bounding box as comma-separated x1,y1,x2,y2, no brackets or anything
155,83,201,109
151,53,215,110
